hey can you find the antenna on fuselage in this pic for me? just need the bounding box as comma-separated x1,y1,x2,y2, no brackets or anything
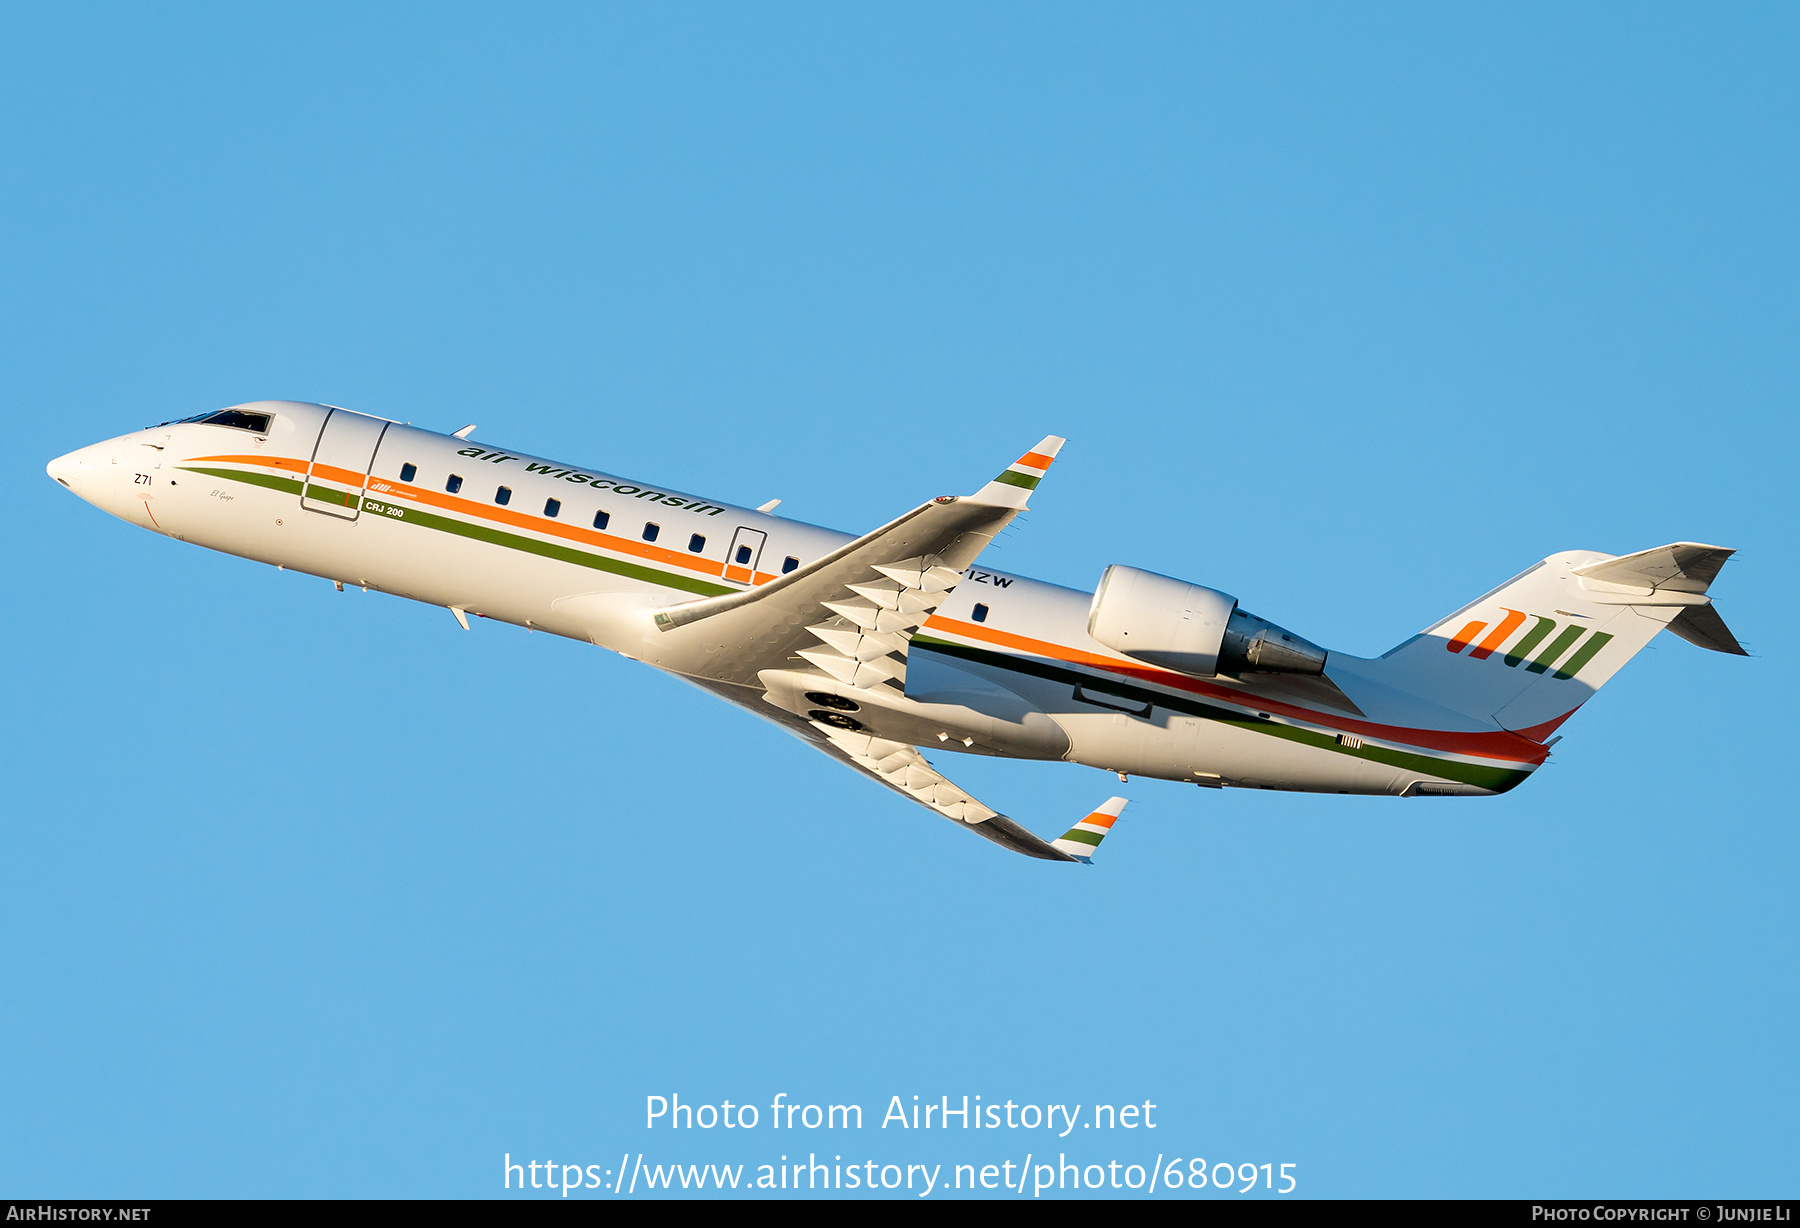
452,424,477,439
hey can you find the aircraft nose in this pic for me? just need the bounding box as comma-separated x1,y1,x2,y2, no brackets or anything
47,449,84,488
47,442,109,499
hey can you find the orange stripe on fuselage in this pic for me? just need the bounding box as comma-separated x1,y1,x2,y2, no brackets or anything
920,616,1548,765
192,454,738,583
310,461,372,488
368,477,730,576
196,452,378,492
191,452,1555,763
196,452,376,490
196,452,308,475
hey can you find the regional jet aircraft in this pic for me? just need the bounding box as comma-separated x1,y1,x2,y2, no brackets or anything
47,403,1745,862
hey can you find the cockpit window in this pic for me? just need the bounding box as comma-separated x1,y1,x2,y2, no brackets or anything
181,409,273,433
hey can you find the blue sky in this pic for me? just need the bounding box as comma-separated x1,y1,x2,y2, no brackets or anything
2,2,1794,1198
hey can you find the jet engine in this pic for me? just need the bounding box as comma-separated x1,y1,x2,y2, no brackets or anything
1087,564,1328,678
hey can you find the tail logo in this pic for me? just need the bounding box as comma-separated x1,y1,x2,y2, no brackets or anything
1444,609,1613,680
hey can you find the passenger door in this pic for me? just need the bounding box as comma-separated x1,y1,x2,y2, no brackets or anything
302,408,390,520
724,527,768,585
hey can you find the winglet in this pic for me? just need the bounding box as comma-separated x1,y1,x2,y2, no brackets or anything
970,435,1065,508
1049,796,1128,864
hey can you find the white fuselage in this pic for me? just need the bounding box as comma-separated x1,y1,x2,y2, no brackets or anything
48,401,1546,800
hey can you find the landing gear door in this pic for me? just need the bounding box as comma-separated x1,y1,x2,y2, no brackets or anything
302,408,390,520
725,527,768,585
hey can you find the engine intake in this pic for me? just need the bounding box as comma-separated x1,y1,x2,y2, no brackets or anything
1087,564,1327,678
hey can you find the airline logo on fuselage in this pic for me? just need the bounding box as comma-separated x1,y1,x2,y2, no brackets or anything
1444,609,1612,680
453,447,726,516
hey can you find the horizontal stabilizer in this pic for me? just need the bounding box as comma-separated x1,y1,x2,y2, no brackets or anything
1573,541,1747,654
1572,542,1734,595
1667,603,1748,656
1050,797,1128,864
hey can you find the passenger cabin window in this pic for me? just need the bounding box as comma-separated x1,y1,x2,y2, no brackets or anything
972,603,990,623
544,497,561,518
782,556,799,574
182,409,273,433
688,533,706,553
495,486,512,506
642,522,660,542
399,463,417,483
735,545,753,565
446,474,463,494
593,509,610,531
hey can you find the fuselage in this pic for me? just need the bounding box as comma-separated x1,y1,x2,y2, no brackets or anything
48,401,1547,800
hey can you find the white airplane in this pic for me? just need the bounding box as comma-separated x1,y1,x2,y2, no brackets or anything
47,401,1745,863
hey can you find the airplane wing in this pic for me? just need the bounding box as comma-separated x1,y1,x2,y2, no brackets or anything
653,436,1124,861
786,703,1128,863
647,436,1064,693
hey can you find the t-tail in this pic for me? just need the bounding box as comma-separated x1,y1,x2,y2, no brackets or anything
1345,542,1744,742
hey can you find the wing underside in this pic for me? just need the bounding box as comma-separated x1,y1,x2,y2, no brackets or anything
652,437,1111,861
800,712,1079,861
684,677,1082,861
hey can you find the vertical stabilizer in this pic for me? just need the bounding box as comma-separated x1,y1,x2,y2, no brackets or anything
1350,543,1740,738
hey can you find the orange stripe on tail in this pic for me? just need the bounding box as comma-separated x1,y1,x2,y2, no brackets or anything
1447,621,1487,653
1469,609,1526,660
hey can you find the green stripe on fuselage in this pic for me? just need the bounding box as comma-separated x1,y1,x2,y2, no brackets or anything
911,633,1533,793
179,465,734,597
183,465,303,497
303,483,361,511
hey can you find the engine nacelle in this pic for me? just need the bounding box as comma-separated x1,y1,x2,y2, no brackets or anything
1088,565,1238,676
1087,564,1328,678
